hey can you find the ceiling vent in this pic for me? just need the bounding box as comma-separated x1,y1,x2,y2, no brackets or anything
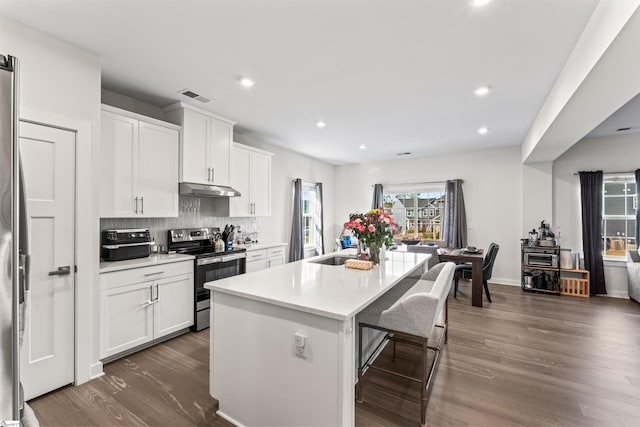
616,127,632,132
177,88,211,103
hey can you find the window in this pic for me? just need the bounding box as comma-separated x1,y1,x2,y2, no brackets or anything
383,184,446,240
602,174,637,257
301,183,317,249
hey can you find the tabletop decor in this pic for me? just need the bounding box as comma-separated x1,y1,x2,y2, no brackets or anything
343,208,396,264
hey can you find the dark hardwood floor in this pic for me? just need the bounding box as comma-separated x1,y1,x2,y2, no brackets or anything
29,283,640,426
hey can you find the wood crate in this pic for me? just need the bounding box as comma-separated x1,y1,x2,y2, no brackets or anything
560,269,590,297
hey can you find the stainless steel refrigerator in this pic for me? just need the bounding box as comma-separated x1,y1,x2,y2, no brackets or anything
1,53,27,426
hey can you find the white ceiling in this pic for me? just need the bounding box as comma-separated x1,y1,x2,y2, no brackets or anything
0,0,602,165
585,92,640,139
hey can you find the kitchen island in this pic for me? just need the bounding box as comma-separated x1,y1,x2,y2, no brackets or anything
205,250,430,426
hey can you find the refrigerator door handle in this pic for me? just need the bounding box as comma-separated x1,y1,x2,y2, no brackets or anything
18,253,30,300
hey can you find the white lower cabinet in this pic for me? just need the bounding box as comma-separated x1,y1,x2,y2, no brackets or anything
246,249,268,273
267,246,286,268
155,274,194,337
246,245,287,273
101,281,155,357
100,261,193,359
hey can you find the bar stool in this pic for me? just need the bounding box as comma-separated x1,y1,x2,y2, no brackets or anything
356,262,455,426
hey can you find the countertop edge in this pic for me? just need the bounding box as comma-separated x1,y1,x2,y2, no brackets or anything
243,242,288,251
207,252,429,320
99,254,195,273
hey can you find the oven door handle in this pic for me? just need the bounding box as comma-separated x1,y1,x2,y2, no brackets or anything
197,253,247,265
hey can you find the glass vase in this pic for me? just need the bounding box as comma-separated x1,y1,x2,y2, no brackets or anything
369,242,380,265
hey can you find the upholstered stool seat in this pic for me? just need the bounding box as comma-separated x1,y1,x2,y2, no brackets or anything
356,262,455,426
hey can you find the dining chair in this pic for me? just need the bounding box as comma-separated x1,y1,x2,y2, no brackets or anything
453,243,499,302
407,244,440,269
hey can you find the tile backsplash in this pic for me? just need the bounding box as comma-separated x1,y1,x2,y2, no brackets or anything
100,196,261,250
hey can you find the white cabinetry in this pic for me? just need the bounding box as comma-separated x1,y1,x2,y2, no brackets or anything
230,142,273,216
245,245,287,273
164,102,235,186
99,260,193,359
267,246,286,268
246,249,268,273
101,105,179,218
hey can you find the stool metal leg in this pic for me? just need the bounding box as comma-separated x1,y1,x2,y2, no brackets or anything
421,339,428,426
357,322,363,403
445,297,449,344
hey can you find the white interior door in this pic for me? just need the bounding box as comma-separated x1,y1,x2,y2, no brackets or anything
19,121,75,400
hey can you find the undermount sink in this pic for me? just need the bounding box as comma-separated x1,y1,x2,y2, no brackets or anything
309,254,358,266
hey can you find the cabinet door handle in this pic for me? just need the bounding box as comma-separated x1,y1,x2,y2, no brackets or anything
140,299,158,307
152,283,159,302
140,196,144,214
208,167,212,182
134,196,139,214
211,168,214,183
144,271,164,277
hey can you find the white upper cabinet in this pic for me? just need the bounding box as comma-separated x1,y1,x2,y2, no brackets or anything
229,142,273,217
164,102,235,186
100,105,179,218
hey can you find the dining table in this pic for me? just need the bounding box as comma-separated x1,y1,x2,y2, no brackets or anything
438,248,485,307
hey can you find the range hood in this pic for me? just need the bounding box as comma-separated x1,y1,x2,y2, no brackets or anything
179,182,241,197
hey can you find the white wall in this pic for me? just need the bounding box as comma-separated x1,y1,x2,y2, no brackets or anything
0,16,102,381
553,132,640,298
234,133,337,257
335,146,523,285
101,88,165,120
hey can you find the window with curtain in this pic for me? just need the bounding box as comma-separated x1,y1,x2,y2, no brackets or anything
603,174,637,257
383,183,445,239
302,182,318,249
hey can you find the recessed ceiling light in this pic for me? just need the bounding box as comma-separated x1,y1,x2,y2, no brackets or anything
478,127,490,135
359,144,367,150
316,121,326,128
239,77,254,88
471,0,492,7
474,85,491,96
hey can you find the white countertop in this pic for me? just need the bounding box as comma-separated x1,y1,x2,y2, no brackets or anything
206,250,429,321
99,253,195,273
240,242,287,251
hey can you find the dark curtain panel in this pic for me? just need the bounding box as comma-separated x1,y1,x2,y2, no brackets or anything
579,171,606,295
372,183,383,209
315,182,325,256
636,169,640,246
443,179,467,248
289,179,304,262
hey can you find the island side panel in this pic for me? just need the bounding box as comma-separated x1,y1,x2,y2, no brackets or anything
211,291,355,426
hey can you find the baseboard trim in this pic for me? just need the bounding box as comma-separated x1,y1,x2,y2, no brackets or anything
216,410,246,427
488,278,520,287
601,290,629,299
89,362,104,380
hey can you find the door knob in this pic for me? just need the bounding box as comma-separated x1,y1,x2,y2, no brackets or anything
48,266,71,276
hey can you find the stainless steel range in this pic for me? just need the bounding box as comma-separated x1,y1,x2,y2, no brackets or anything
168,227,246,331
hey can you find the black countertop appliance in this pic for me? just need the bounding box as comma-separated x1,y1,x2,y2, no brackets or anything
101,228,153,261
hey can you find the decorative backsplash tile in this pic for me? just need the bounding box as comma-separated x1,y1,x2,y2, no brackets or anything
100,196,261,250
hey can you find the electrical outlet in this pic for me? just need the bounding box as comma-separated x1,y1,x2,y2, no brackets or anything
294,333,306,347
294,333,307,359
